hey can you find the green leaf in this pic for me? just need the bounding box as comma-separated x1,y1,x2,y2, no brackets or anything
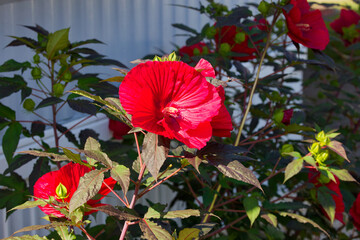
82,150,113,168
61,148,83,164
0,59,31,72
172,23,198,34
283,158,303,183
139,219,172,240
2,235,48,240
244,196,260,226
69,170,104,213
4,154,37,175
177,228,200,240
303,156,316,167
13,222,72,235
19,150,69,162
141,133,170,179
283,124,315,133
55,226,76,240
46,28,70,59
329,168,357,182
110,163,130,195
327,140,350,162
67,99,97,115
278,212,330,238
0,102,16,120
263,201,308,211
94,205,139,221
36,97,63,109
261,213,277,227
2,122,22,164
10,199,46,211
317,186,335,224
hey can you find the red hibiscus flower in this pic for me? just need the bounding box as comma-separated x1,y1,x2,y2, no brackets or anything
309,169,345,223
194,59,233,137
283,0,329,50
281,109,293,125
34,162,116,218
179,42,210,59
214,18,268,61
109,118,131,140
350,193,360,231
119,59,231,149
330,9,360,45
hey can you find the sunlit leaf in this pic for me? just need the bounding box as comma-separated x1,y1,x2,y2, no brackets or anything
177,228,200,240
111,163,130,195
283,158,303,183
46,28,70,59
244,196,260,226
139,219,172,240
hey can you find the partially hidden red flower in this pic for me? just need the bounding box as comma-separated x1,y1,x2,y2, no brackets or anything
309,169,345,223
350,193,360,231
109,118,131,139
283,0,329,50
214,18,268,61
281,109,293,125
119,59,232,149
330,9,360,45
179,42,210,59
34,162,116,218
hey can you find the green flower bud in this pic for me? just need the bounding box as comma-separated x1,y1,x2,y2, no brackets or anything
258,0,271,16
53,83,65,97
315,150,329,164
23,98,35,111
60,55,68,66
193,48,201,56
316,131,330,146
202,46,209,55
309,142,321,155
275,19,284,29
219,43,231,56
63,71,72,82
31,67,42,80
234,32,246,44
205,26,217,39
33,54,40,64
56,182,69,200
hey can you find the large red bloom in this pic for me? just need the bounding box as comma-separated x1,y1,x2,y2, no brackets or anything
350,193,360,231
119,59,231,149
283,0,329,50
33,162,116,218
194,59,233,137
309,169,345,223
214,19,267,61
330,9,360,45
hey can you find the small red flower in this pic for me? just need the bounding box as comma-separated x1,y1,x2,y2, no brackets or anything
350,193,360,231
281,109,293,125
283,0,329,50
33,162,116,218
214,19,267,61
119,59,231,149
109,119,131,140
309,169,345,223
330,9,360,45
179,42,209,59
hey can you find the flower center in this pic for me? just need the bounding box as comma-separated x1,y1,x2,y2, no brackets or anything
162,106,180,118
296,23,311,31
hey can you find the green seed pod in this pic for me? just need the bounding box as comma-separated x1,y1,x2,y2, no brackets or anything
193,48,201,56
53,83,65,97
234,32,246,44
33,54,40,64
205,26,217,39
23,98,35,111
258,0,271,16
31,67,42,80
219,43,231,56
63,71,72,82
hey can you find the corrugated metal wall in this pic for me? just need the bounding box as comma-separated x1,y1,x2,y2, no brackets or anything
0,0,256,238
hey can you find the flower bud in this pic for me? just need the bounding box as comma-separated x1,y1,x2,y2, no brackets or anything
205,26,217,39
258,1,271,16
316,150,329,164
63,71,72,82
53,83,65,97
219,43,231,56
193,48,201,56
309,142,320,155
33,54,40,64
23,98,35,111
31,67,42,80
316,131,330,146
55,182,68,200
234,32,246,44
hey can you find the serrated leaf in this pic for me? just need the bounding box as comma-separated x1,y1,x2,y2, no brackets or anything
13,222,71,235
317,186,335,224
19,150,69,162
84,136,101,151
82,150,113,168
111,164,130,195
10,199,46,211
69,170,104,213
327,141,349,162
3,122,22,164
261,213,277,227
329,168,357,182
283,158,303,183
145,208,200,219
55,226,76,240
101,76,124,82
303,156,316,167
278,212,330,238
4,154,37,175
178,228,200,240
35,97,63,109
94,205,139,221
31,121,46,137
244,196,260,226
141,133,170,179
139,219,172,240
283,124,315,133
187,156,202,173
193,223,217,236
46,28,70,59
0,59,31,72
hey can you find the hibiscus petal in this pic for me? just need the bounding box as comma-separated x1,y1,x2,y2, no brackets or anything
194,58,216,78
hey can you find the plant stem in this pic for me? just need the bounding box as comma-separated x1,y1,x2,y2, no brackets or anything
202,184,221,223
